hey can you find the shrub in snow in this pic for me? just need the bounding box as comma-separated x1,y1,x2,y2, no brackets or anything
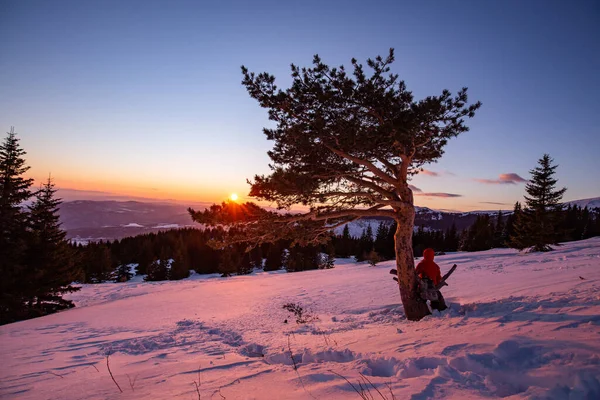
282,302,319,324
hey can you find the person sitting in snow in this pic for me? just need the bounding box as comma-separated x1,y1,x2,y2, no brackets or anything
415,248,448,312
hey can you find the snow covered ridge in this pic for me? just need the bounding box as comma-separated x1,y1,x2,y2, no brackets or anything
2,238,600,399
564,196,600,210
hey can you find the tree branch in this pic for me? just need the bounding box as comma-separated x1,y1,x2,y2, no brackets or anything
316,191,404,207
345,176,396,200
323,144,398,186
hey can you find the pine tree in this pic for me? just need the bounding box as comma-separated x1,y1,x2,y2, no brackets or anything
443,223,459,252
356,225,374,261
249,246,263,269
504,202,521,246
238,248,254,275
26,177,80,315
493,210,505,248
460,215,493,251
218,246,241,277
0,127,35,324
509,154,566,252
115,262,134,282
367,250,381,267
169,240,190,280
191,50,480,321
374,222,390,259
264,241,284,271
320,241,336,269
337,224,352,257
145,258,169,281
82,242,115,283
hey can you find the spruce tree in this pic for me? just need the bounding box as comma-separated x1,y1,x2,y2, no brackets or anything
81,242,114,283
169,241,190,280
26,177,80,314
115,262,134,282
0,127,34,323
504,202,521,246
509,154,566,252
374,222,390,259
264,241,284,271
320,241,336,269
337,224,352,258
493,210,505,248
218,246,241,277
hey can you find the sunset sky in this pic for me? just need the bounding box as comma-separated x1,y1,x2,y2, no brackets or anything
1,0,598,211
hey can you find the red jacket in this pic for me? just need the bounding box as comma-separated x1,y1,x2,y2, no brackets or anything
415,248,442,286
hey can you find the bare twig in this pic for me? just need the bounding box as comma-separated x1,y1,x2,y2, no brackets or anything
126,374,138,392
328,370,368,399
193,363,202,399
47,371,64,379
358,378,373,400
359,372,387,399
90,364,100,373
193,381,201,399
106,353,123,393
210,388,226,399
385,381,397,400
287,335,318,400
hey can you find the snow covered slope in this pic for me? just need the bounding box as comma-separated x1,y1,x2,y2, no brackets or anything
565,197,600,209
2,238,600,399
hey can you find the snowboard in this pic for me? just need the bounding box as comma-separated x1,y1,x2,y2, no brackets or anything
390,264,457,290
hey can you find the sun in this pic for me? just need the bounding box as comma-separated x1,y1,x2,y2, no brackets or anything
230,193,239,201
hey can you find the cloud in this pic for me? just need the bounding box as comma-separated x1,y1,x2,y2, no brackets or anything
409,185,422,193
420,169,440,177
416,192,462,198
475,173,526,185
480,201,510,206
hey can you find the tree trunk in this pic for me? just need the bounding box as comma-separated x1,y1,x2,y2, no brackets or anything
394,206,431,321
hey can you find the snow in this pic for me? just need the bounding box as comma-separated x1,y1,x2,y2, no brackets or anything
565,197,600,210
153,223,180,229
121,223,144,228
333,219,386,238
2,238,600,399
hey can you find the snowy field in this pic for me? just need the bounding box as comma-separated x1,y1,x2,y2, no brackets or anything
2,238,600,399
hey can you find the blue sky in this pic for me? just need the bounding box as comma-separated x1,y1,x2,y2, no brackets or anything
0,0,598,210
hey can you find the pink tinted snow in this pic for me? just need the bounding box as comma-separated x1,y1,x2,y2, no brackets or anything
1,238,600,399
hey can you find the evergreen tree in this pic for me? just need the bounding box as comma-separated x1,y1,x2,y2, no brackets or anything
443,223,459,252
320,241,336,269
356,225,374,261
145,258,169,281
238,248,254,275
191,50,480,321
169,241,190,280
336,224,352,257
504,202,521,246
493,210,505,248
285,245,320,272
218,245,241,276
374,222,390,259
115,262,134,282
0,127,35,323
367,250,381,267
264,241,284,271
460,215,493,251
249,246,263,269
26,177,80,314
509,154,566,252
81,242,114,283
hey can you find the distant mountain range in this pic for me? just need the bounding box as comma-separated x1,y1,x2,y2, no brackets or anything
60,197,600,243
